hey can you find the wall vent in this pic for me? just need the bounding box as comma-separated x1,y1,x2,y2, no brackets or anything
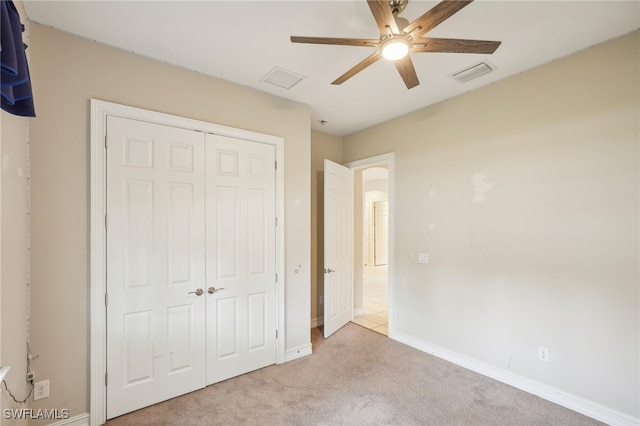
450,61,496,83
261,67,306,89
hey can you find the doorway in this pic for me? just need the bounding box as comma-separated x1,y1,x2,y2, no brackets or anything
346,154,394,338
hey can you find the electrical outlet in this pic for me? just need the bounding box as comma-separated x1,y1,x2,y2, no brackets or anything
538,346,549,362
0,367,10,382
418,253,429,264
34,380,49,401
26,371,35,384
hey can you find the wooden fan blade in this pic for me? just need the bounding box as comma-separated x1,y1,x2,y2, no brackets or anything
290,36,380,47
394,55,420,89
332,51,382,85
367,0,399,35
403,0,474,37
411,38,501,54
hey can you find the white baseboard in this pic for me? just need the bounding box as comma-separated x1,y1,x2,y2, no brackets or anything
393,331,639,426
50,413,90,426
285,343,312,362
311,316,323,329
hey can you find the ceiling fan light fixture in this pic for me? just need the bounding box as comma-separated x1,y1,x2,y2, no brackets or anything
381,37,409,61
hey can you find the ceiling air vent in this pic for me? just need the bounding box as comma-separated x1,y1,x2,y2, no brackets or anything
261,67,306,89
450,61,496,83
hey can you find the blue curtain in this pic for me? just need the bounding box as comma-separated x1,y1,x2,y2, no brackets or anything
1,0,35,117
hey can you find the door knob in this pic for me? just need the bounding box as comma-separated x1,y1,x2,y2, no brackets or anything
208,287,225,294
188,288,204,296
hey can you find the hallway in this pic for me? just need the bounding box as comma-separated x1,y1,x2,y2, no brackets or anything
352,265,388,336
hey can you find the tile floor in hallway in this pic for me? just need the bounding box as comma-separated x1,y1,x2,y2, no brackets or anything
352,265,388,336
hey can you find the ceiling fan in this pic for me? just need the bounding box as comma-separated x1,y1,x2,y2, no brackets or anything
290,0,501,89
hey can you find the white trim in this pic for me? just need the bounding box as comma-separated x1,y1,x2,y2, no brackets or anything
50,413,90,426
275,134,286,366
90,99,286,425
394,331,640,426
344,153,395,339
285,343,313,362
89,100,107,426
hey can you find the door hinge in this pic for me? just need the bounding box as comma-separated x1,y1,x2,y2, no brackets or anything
104,135,107,149
275,161,277,171
105,214,108,228
105,372,108,386
275,273,278,283
105,293,108,307
275,217,278,227
275,330,278,339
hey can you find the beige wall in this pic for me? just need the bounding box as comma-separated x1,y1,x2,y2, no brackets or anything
310,130,343,326
27,23,311,420
0,0,30,422
344,31,639,417
0,111,29,423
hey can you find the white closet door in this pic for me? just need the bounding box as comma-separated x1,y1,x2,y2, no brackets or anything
205,134,277,385
106,116,206,418
106,117,278,417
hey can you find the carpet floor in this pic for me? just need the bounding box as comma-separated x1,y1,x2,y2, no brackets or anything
106,323,602,425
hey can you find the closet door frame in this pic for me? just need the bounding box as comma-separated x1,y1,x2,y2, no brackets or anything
89,99,286,426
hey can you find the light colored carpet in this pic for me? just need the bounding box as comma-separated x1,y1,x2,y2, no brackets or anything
106,323,602,425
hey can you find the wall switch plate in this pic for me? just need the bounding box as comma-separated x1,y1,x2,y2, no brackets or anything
418,253,428,264
538,346,549,362
34,380,50,400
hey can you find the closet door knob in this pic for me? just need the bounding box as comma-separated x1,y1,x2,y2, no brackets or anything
208,287,225,294
188,288,204,296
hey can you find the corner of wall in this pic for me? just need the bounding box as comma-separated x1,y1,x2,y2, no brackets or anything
1,0,33,420
0,109,30,420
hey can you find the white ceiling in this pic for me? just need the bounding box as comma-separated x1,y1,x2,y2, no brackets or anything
23,1,639,136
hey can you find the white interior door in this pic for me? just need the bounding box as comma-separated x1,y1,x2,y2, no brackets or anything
106,116,206,418
374,200,389,266
323,159,354,338
205,134,277,385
